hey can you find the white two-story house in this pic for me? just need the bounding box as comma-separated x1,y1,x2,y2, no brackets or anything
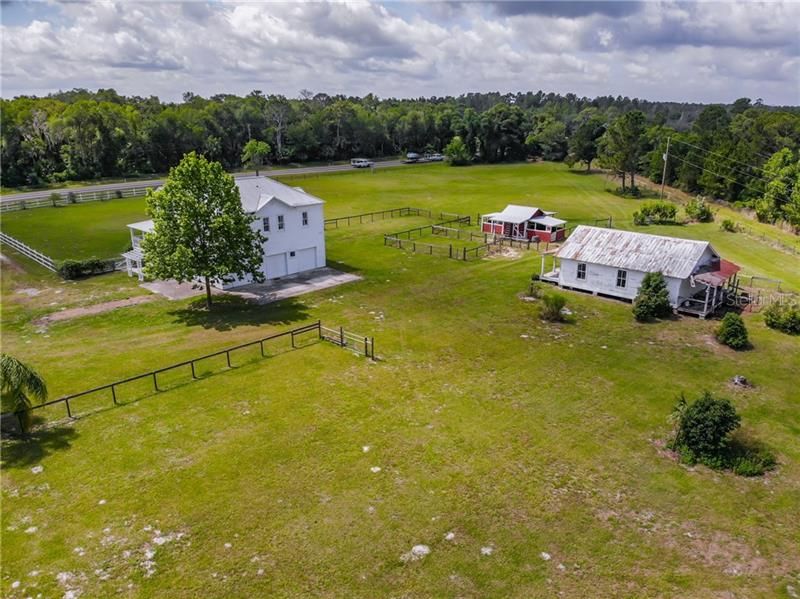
123,176,326,289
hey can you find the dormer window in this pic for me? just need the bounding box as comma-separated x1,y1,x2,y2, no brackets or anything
278,215,285,230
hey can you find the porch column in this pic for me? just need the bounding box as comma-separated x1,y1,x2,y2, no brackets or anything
540,254,545,276
125,257,133,277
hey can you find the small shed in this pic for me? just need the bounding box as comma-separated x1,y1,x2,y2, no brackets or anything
481,204,566,242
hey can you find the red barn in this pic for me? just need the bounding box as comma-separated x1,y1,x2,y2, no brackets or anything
480,204,567,242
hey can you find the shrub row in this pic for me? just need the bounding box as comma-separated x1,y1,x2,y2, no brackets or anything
57,258,118,280
633,200,678,225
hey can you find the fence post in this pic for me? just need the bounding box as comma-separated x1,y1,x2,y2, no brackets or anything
111,384,117,405
259,340,265,356
449,244,453,258
317,320,322,339
291,331,296,348
226,350,232,368
463,247,467,260
153,372,159,392
191,361,197,379
339,326,345,346
371,337,375,360
364,337,369,357
65,398,72,418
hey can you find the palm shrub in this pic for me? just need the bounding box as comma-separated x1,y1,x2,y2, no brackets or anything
632,272,672,321
715,313,749,349
1,354,48,433
540,292,566,322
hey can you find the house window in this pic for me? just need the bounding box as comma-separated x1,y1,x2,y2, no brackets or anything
289,251,296,257
616,269,627,288
278,215,285,230
302,211,309,226
262,217,270,232
577,263,586,280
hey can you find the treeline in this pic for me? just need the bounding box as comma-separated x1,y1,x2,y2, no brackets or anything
1,89,798,227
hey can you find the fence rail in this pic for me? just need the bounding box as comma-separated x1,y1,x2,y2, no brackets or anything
10,321,374,428
0,186,153,212
0,232,56,271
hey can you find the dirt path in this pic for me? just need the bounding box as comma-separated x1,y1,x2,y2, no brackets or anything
35,295,156,325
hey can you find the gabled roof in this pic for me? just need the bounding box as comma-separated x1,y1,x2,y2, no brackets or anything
236,176,324,213
555,226,717,279
486,204,543,224
128,220,155,233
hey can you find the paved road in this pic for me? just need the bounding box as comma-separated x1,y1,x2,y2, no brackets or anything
0,159,426,203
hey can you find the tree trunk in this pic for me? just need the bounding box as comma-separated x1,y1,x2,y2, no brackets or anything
630,170,636,190
204,275,213,309
620,171,626,192
586,160,591,172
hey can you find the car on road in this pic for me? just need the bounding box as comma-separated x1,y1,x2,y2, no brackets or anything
351,158,374,168
404,152,420,163
426,153,444,162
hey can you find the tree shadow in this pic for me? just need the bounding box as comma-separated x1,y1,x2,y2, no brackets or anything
168,295,311,331
1,422,79,469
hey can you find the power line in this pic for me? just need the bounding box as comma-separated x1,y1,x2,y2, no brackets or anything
669,137,773,176
666,153,780,200
668,137,774,181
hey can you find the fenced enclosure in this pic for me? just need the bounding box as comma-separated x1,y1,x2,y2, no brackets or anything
324,207,469,229
9,321,375,431
0,232,56,271
0,185,152,213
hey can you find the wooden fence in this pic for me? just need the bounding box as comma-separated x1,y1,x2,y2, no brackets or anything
10,321,375,429
0,232,56,271
324,207,471,230
0,185,153,213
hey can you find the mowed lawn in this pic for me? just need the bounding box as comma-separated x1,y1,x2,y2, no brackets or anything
2,162,799,290
1,163,799,598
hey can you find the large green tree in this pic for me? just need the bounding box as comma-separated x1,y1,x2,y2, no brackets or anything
141,152,265,309
567,115,606,171
599,110,646,192
1,353,48,433
756,148,800,229
241,139,271,175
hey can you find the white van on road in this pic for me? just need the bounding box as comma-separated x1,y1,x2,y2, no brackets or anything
351,158,374,168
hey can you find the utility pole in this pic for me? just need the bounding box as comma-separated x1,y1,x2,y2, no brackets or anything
660,136,671,200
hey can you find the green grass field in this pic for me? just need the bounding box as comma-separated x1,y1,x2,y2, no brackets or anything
3,163,799,291
1,163,799,598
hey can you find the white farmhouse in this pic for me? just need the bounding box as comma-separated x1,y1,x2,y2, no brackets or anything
123,176,326,289
540,226,741,317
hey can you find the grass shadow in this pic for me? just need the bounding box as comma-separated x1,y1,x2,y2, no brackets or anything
168,295,311,331
325,259,362,275
1,422,79,469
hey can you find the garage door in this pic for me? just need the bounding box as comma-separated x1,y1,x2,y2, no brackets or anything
265,253,287,279
295,247,317,272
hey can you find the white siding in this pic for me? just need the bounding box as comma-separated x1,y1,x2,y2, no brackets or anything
558,258,684,305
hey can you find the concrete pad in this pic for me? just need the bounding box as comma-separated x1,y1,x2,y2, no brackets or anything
140,268,360,303
227,267,362,304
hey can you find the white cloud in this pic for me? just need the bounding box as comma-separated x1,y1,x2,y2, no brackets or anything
0,0,797,104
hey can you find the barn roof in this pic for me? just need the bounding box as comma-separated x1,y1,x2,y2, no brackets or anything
485,204,542,224
555,226,716,279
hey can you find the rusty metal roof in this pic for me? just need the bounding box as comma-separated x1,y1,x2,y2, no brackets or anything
556,226,716,279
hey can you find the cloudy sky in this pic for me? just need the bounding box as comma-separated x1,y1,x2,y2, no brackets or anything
1,1,798,104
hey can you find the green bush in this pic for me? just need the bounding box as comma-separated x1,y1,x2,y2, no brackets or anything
720,219,737,232
632,271,672,321
715,312,749,349
671,392,740,460
669,392,775,476
685,197,714,222
57,257,117,280
763,302,800,335
540,292,566,322
632,200,678,226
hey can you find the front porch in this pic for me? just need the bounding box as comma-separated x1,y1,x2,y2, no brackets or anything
677,259,742,319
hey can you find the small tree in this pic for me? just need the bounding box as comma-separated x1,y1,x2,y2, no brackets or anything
632,272,672,321
763,302,800,335
241,139,271,175
1,354,48,434
671,391,740,462
540,292,567,322
715,313,749,349
142,152,265,309
444,136,471,166
685,197,714,222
